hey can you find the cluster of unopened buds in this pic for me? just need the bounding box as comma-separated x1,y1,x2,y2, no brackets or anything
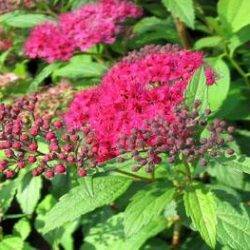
117,100,235,173
0,91,235,180
0,94,99,179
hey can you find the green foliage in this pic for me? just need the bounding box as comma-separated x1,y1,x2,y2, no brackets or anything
185,67,208,111
0,0,250,248
42,176,132,233
124,182,175,237
53,56,107,79
216,197,250,249
184,185,217,248
206,57,230,111
162,0,195,29
16,173,42,215
83,213,166,250
218,0,250,32
0,13,51,28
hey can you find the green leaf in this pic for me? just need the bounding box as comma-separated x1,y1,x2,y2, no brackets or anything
208,156,250,191
185,67,208,112
0,180,17,213
216,197,250,249
83,213,166,250
54,58,107,79
0,236,23,250
228,25,250,56
218,0,250,32
42,176,132,233
16,173,42,214
13,218,31,240
124,182,175,237
29,63,61,92
162,0,195,29
1,13,51,28
194,36,223,50
206,57,230,112
230,155,250,174
184,186,217,248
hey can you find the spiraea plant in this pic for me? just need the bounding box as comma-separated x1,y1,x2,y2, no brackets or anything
0,0,250,249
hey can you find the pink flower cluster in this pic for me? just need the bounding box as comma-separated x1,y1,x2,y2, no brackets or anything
24,0,142,63
65,45,216,162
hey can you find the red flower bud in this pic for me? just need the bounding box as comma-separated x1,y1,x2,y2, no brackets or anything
18,161,26,169
44,169,54,179
3,169,15,179
77,168,87,177
29,143,38,152
28,155,37,163
54,164,66,174
53,120,63,128
0,160,8,171
45,132,56,141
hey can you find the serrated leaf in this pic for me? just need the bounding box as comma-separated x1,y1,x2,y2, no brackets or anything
83,213,166,250
194,36,223,50
218,0,250,32
208,156,250,191
185,67,208,112
184,186,217,248
206,57,230,111
1,13,51,28
0,236,23,250
54,60,107,79
124,182,175,237
29,63,61,92
162,0,195,29
0,180,17,213
16,173,42,214
42,176,132,233
13,218,31,240
228,25,250,56
216,198,250,249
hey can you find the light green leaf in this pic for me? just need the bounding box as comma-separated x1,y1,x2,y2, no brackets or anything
208,156,250,191
194,36,223,49
184,186,217,248
83,213,166,250
43,176,132,233
216,198,250,249
162,0,195,29
54,59,107,79
1,13,51,28
16,173,42,214
124,182,175,237
185,67,208,112
0,180,17,213
13,218,31,240
228,25,250,56
218,0,250,32
206,57,230,111
0,236,23,250
29,63,61,92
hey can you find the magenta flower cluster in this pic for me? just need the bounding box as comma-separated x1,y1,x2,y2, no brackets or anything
65,45,216,163
24,0,142,63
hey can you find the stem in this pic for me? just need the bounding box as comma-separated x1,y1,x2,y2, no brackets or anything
227,56,250,86
173,17,191,49
183,161,192,182
113,169,152,182
172,219,182,249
